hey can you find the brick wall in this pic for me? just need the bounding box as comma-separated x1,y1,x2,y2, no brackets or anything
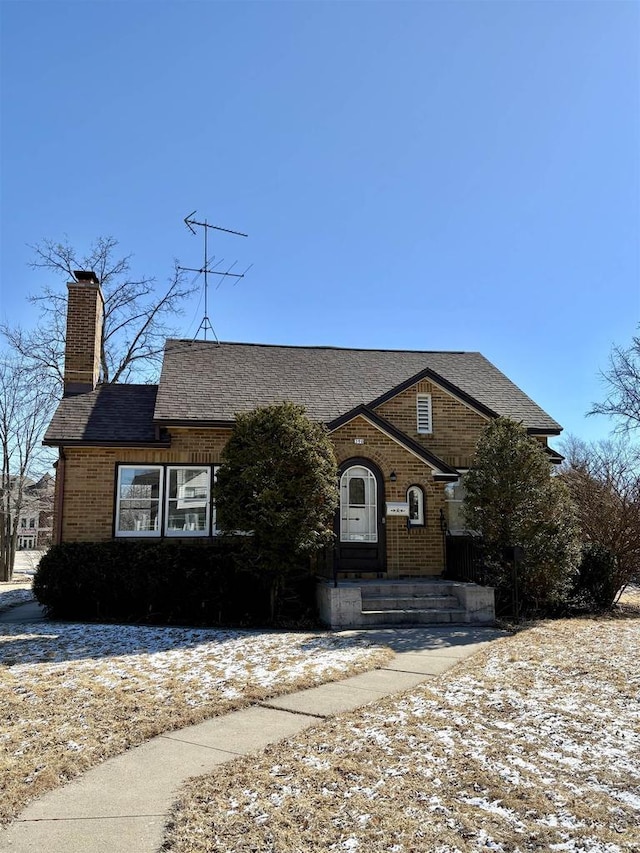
332,416,446,577
60,428,232,542
64,283,104,392
375,378,489,468
59,380,490,575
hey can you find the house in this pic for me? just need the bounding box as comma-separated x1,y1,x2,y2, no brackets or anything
2,472,55,553
43,276,563,625
16,473,55,550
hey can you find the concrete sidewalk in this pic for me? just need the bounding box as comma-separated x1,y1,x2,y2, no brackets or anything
0,621,505,853
0,600,44,623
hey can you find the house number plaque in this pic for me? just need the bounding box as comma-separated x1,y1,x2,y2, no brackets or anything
386,502,410,517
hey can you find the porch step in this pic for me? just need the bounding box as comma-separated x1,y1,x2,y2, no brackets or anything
359,607,468,626
317,578,495,629
358,580,468,626
361,594,461,611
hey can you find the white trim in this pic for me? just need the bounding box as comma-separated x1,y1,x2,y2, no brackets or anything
406,485,425,526
164,466,211,537
115,465,163,538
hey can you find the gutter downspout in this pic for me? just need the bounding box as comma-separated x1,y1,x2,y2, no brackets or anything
53,448,66,545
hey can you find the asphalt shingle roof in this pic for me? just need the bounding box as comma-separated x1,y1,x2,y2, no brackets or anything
153,340,562,432
44,385,162,445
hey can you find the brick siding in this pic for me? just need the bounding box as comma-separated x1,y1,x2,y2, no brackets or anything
331,416,446,577
376,378,489,468
60,428,232,542
64,284,104,390
58,381,491,576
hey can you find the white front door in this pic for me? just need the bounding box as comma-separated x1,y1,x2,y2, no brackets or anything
340,465,378,543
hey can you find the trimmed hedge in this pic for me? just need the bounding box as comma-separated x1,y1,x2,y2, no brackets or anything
33,541,319,627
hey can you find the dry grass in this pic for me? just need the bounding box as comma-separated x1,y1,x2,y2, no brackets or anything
619,584,640,611
0,623,392,824
164,617,640,853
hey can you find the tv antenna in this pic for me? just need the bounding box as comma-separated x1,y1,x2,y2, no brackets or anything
179,211,251,342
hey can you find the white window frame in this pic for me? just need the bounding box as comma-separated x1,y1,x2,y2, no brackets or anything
164,466,211,537
416,393,433,434
115,465,163,538
406,485,425,526
212,465,220,534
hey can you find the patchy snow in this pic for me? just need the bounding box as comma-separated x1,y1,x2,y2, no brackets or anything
163,619,640,853
0,621,390,824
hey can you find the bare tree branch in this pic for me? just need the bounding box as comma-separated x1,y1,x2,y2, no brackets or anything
1,236,197,388
0,357,56,580
589,331,640,432
561,435,640,599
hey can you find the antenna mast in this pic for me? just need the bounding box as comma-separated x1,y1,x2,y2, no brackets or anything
179,211,249,341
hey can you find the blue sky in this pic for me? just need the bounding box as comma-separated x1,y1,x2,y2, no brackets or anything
1,0,638,444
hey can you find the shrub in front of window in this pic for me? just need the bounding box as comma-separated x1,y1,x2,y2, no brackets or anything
32,541,319,626
215,402,339,620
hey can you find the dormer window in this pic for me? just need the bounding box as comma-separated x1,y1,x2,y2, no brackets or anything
416,394,432,434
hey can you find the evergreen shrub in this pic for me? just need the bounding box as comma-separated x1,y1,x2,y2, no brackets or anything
33,540,318,626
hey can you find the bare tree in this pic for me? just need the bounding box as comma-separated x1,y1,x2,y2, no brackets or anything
0,357,56,581
561,436,640,602
1,236,196,387
590,330,640,432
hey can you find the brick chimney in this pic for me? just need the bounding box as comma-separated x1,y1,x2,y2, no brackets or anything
63,271,104,396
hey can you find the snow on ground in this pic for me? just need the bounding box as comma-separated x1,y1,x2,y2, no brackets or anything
164,618,640,853
0,622,391,823
0,588,34,612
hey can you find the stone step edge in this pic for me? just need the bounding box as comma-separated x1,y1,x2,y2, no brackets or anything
362,607,467,616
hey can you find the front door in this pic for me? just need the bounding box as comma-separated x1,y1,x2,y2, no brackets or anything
335,460,386,573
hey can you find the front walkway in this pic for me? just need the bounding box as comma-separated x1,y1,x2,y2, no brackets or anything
0,606,505,853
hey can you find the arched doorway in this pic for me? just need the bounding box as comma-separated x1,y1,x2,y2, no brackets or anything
335,459,386,573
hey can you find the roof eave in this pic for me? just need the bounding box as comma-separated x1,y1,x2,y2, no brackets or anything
367,365,498,421
42,439,172,449
153,418,235,429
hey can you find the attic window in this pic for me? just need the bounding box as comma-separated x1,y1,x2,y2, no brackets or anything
416,394,432,434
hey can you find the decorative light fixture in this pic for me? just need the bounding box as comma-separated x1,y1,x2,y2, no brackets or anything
389,470,397,482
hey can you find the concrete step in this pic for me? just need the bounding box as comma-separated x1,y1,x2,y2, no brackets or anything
361,594,461,611
359,608,468,626
357,581,455,598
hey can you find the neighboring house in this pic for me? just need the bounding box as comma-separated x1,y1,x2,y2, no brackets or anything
6,473,55,551
44,276,562,592
17,473,55,550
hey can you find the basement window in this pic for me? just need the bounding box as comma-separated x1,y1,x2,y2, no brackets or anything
416,394,432,434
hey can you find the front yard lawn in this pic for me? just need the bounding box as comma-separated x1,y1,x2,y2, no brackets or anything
164,617,640,853
0,622,391,824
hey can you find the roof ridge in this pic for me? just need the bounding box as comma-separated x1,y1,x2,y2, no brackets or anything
164,339,472,355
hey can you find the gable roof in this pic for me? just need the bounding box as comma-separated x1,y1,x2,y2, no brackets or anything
44,385,167,446
328,405,459,480
154,340,562,433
